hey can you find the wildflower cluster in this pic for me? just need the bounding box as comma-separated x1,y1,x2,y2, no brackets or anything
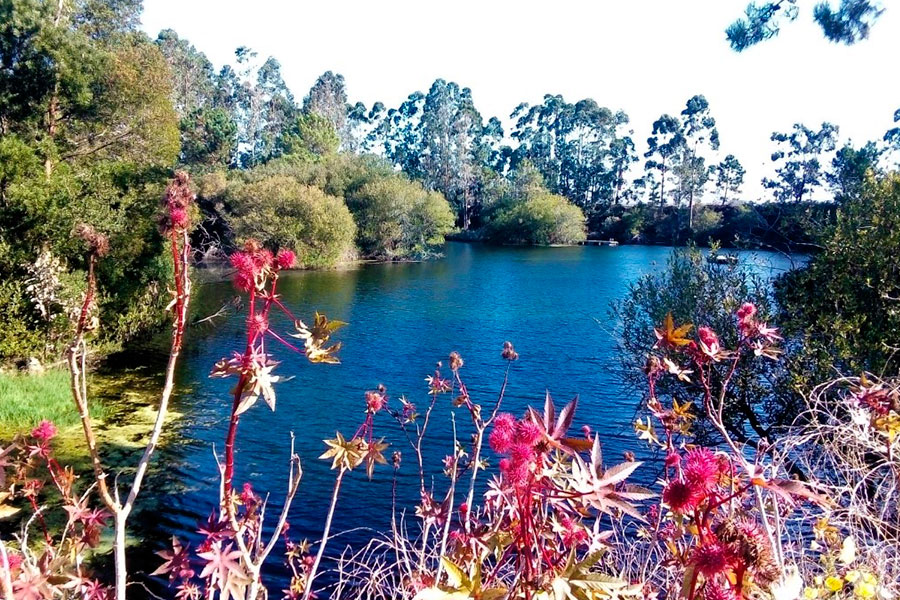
0,421,114,600
634,303,834,600
157,237,345,600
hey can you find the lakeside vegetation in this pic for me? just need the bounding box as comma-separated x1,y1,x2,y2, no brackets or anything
1,2,900,600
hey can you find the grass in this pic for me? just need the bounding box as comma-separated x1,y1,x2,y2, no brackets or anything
0,368,106,436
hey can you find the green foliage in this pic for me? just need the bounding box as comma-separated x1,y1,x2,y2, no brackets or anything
348,176,455,259
0,280,47,360
180,107,237,168
228,175,356,268
279,112,340,160
777,174,900,376
0,1,181,362
612,247,797,441
486,192,587,246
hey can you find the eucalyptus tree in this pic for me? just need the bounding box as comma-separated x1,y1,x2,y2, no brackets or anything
156,29,238,167
510,95,571,194
511,95,634,212
644,114,684,213
347,100,385,153
371,80,491,229
675,95,720,228
714,154,746,205
726,0,883,51
302,71,353,149
607,133,638,205
764,122,839,202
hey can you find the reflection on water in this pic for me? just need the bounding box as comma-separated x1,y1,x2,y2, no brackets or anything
134,243,800,593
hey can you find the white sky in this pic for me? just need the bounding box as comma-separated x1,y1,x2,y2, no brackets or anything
140,0,899,200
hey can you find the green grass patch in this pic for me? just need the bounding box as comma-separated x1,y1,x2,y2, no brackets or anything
0,369,106,436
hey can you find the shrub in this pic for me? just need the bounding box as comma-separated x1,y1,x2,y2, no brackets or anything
348,176,455,259
612,246,798,442
777,174,900,376
228,175,357,268
486,192,586,245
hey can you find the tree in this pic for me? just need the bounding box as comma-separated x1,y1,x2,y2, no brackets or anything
372,80,489,230
726,0,883,51
279,112,340,160
180,107,237,168
884,108,900,162
827,141,882,202
644,114,684,213
510,95,632,212
302,71,350,149
612,247,795,443
347,175,454,259
674,95,719,228
764,122,838,202
230,51,297,167
714,155,746,205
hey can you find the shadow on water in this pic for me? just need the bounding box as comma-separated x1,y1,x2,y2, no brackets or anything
92,242,801,597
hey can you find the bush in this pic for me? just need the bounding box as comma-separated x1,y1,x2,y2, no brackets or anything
486,192,586,245
348,176,455,259
612,246,798,442
228,175,356,268
777,174,900,376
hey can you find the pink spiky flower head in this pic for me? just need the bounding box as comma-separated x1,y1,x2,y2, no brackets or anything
697,326,721,357
489,413,516,453
684,448,720,490
693,541,732,576
276,249,296,270
662,479,702,514
31,419,58,441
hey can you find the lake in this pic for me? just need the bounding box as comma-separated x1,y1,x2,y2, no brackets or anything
142,242,800,590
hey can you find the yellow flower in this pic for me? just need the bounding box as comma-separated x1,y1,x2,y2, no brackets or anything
846,571,862,584
804,587,821,600
825,577,844,593
855,582,876,600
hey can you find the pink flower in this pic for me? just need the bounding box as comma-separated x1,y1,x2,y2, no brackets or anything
515,419,543,446
684,448,720,490
665,451,681,469
240,483,257,506
31,419,58,441
489,414,516,453
662,479,702,514
276,249,296,270
365,390,387,413
1,551,21,573
736,302,756,322
693,541,732,576
170,207,189,230
697,326,721,358
253,249,274,271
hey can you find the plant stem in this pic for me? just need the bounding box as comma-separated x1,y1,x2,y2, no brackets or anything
304,468,345,600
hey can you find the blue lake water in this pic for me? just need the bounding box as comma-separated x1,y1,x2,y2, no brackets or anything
147,242,800,589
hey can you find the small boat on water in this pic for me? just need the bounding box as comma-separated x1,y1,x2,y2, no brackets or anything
708,253,739,265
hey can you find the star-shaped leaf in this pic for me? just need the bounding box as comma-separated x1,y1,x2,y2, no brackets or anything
654,313,693,350
320,432,364,471
292,312,346,364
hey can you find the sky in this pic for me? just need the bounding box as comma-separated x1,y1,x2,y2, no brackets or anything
140,0,899,200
